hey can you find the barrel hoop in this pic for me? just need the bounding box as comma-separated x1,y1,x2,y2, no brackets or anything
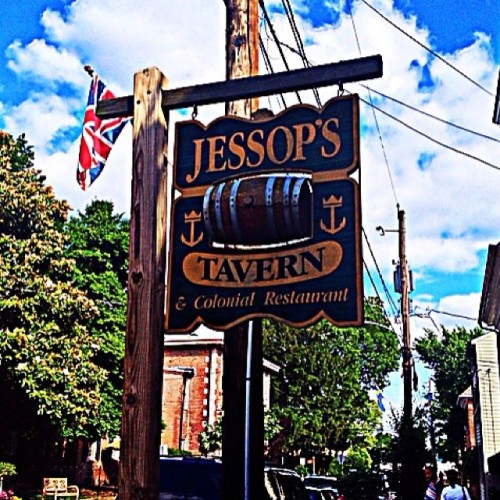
272,177,286,241
203,184,216,240
282,175,293,236
214,182,227,242
229,178,243,243
265,176,278,239
291,177,306,236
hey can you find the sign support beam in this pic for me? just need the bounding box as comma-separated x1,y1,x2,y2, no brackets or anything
96,55,383,119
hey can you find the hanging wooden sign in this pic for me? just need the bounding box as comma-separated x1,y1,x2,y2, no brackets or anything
166,94,363,332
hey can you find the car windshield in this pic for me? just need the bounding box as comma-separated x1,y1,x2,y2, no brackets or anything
304,476,339,490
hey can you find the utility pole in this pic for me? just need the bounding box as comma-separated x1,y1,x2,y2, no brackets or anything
222,2,264,500
225,0,259,117
399,207,412,426
397,207,418,500
378,207,416,499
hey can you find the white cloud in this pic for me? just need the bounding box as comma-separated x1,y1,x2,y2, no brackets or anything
436,293,481,327
6,39,86,88
40,0,226,90
4,93,79,148
409,237,483,272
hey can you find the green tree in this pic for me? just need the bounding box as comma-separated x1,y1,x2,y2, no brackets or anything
0,133,107,440
415,325,483,462
198,415,223,456
64,200,129,438
198,409,283,457
262,296,399,460
0,461,16,493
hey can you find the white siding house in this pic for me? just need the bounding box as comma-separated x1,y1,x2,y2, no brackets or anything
471,332,500,472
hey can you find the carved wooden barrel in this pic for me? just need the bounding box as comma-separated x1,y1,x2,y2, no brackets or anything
203,173,312,246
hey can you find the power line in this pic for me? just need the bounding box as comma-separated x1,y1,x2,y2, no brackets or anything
261,1,402,335
412,306,478,334
268,38,307,60
363,258,384,304
281,0,322,107
358,0,494,97
347,0,399,205
353,91,500,171
258,33,287,109
258,0,303,104
362,227,400,319
425,307,477,322
412,311,441,334
271,1,500,187
281,0,309,68
360,84,500,144
363,258,402,342
267,25,500,170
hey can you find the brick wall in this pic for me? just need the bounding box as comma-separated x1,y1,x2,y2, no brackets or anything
161,345,223,454
161,333,278,455
467,399,476,449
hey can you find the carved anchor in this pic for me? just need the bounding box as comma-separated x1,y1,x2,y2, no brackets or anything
320,195,346,235
181,210,203,247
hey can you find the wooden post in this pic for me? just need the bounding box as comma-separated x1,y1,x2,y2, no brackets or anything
225,0,259,117
222,2,264,500
119,67,169,500
399,208,411,425
397,207,419,500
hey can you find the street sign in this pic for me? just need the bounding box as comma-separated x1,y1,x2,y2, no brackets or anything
166,95,363,332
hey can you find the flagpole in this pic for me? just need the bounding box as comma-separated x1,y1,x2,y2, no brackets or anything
83,65,95,78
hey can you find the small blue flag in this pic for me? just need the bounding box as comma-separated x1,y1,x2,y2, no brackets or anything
377,391,386,412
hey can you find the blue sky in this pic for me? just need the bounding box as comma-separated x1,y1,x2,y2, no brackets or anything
0,0,67,104
394,0,500,58
0,0,499,411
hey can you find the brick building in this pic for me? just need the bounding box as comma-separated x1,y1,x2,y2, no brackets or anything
457,386,476,450
161,327,279,455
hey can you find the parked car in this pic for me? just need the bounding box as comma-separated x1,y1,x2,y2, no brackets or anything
265,464,310,500
338,469,391,499
305,485,339,500
159,456,221,499
159,456,309,499
304,475,343,500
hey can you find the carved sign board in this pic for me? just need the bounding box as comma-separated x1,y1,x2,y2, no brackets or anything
166,95,363,333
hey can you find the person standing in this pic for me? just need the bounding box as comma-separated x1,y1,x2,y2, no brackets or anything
424,466,438,500
435,471,445,498
441,470,471,500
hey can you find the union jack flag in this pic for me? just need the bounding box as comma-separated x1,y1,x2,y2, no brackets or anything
77,75,130,190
